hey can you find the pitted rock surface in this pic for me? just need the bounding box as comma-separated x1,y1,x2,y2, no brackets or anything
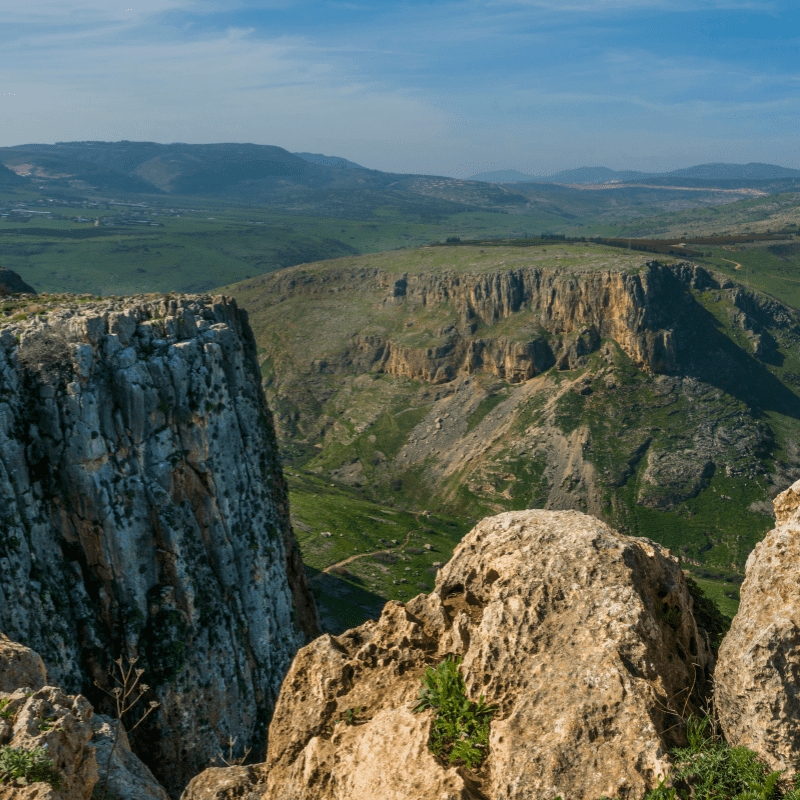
0,294,318,795
196,509,713,800
0,684,97,800
716,477,800,772
179,766,263,800
0,635,169,800
0,633,47,693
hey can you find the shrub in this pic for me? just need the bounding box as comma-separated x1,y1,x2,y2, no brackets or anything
16,326,73,384
413,655,495,770
0,744,61,787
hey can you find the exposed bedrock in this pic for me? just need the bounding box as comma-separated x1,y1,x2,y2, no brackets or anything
299,261,733,383
0,295,318,795
187,509,715,800
715,478,800,773
0,633,169,800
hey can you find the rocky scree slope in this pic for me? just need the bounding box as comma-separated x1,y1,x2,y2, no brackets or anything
0,292,318,795
229,245,800,573
184,509,715,800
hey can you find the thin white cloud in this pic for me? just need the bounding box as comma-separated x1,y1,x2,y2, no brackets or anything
486,0,776,10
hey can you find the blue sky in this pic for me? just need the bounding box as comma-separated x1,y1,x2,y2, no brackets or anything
0,0,798,177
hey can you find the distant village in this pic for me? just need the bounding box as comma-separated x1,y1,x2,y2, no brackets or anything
0,196,203,226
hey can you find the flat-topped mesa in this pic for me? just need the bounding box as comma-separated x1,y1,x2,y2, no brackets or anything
289,261,735,384
0,293,319,796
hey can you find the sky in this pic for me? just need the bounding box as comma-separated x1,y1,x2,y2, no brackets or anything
0,0,798,178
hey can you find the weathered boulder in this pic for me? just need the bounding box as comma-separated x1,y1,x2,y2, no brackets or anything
180,765,263,799
1,634,169,800
715,478,800,772
0,685,97,800
0,294,319,794
90,716,169,800
198,509,713,800
0,634,47,693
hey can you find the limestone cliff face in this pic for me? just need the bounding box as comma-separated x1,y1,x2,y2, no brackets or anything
284,261,720,384
0,294,318,795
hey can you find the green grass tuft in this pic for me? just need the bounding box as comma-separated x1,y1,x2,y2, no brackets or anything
413,655,496,770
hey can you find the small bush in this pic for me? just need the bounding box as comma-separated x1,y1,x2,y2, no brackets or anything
413,655,495,770
16,326,73,384
0,744,61,787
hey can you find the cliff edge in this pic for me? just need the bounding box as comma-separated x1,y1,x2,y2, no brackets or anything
0,292,318,794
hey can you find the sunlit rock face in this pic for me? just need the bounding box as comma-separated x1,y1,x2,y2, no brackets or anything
716,478,800,774
0,294,318,796
192,509,715,800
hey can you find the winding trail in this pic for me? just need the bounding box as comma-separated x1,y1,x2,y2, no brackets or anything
718,258,800,284
315,513,426,578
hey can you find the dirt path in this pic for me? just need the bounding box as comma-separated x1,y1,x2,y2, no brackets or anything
314,513,425,578
720,257,743,270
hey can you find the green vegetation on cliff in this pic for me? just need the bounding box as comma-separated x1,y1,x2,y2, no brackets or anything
224,243,800,632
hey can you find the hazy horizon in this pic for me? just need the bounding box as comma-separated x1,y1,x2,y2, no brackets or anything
2,1,798,179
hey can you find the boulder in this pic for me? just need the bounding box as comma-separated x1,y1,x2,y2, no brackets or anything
89,716,169,800
0,685,97,800
0,634,47,693
180,766,263,799
206,509,713,800
715,478,800,772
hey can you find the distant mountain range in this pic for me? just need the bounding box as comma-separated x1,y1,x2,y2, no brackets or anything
470,163,800,185
0,140,531,220
2,142,798,225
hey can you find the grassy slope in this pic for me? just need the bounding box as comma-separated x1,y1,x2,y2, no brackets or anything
288,471,471,633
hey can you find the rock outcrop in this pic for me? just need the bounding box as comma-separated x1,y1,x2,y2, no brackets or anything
0,294,318,794
0,634,168,800
715,478,800,773
191,509,715,800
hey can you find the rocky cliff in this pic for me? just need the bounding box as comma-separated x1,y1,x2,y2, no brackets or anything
228,245,800,616
715,477,800,773
0,292,318,795
184,509,715,800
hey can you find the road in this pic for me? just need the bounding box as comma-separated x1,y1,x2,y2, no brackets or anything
315,513,426,578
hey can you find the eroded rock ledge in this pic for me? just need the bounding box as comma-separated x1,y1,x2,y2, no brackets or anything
185,509,715,800
0,294,318,795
